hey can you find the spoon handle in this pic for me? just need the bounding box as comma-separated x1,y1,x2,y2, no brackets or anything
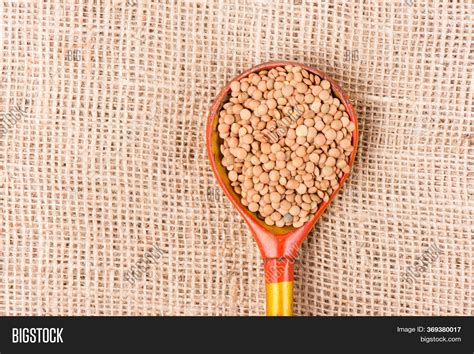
264,258,294,316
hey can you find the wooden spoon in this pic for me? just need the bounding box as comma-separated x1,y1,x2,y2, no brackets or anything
206,61,358,316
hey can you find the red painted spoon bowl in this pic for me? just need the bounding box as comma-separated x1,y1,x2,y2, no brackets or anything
206,61,358,316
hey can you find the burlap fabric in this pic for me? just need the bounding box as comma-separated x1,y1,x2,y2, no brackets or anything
0,0,472,316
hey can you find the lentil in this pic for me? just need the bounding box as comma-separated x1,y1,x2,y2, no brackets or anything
218,65,354,227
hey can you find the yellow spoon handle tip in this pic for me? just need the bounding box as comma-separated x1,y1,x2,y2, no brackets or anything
266,281,293,316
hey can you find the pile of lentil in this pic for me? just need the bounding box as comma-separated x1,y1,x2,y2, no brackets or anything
217,64,355,228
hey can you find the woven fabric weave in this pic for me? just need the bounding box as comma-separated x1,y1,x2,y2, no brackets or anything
0,0,472,316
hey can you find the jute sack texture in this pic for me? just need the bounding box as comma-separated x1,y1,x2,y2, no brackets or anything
0,0,472,315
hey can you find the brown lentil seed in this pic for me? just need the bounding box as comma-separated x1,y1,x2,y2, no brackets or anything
217,65,354,228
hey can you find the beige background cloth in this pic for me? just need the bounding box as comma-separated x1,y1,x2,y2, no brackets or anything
0,0,472,316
